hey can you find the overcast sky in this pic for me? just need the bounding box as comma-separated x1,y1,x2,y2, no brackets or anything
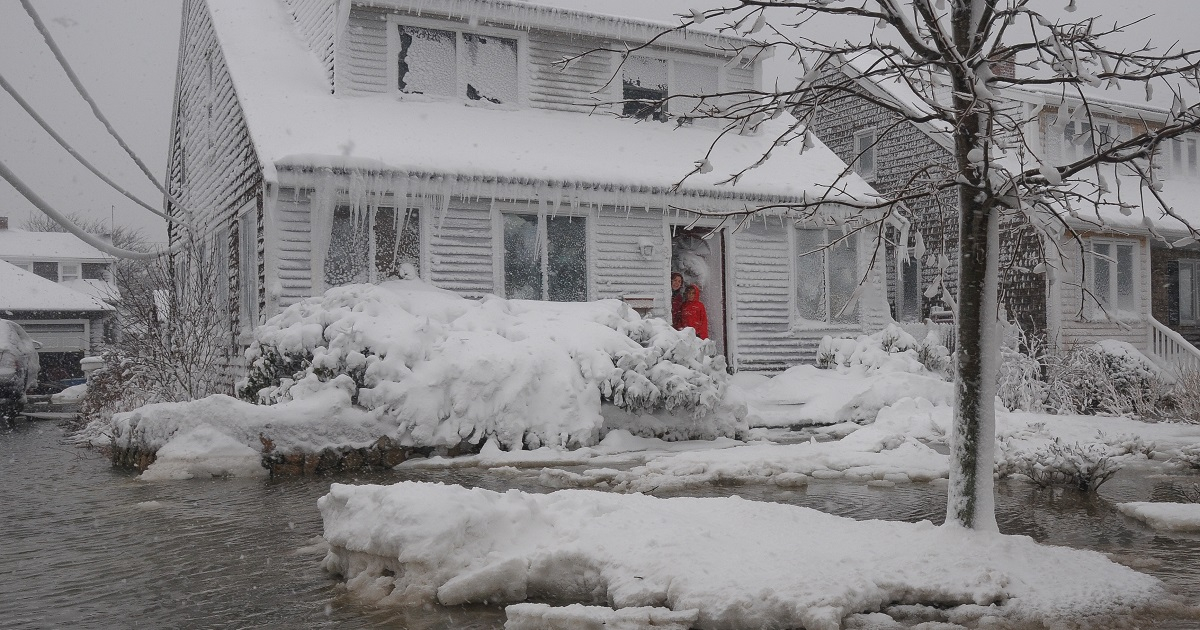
2,0,1198,243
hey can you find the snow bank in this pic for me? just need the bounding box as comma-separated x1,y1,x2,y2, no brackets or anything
1117,502,1200,532
241,280,740,450
50,383,87,405
139,424,268,481
319,481,1168,629
505,603,697,630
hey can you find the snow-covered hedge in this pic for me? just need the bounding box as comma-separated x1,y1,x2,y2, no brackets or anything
1044,341,1171,417
816,324,951,377
238,281,741,450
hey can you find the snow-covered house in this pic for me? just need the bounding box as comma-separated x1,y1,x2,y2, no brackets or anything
0,217,119,305
165,0,888,380
0,259,114,381
808,55,1200,374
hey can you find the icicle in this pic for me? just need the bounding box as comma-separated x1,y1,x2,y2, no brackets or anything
1146,81,1154,102
914,231,927,260
1065,0,1076,12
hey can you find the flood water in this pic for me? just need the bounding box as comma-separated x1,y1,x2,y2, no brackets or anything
3,420,1200,629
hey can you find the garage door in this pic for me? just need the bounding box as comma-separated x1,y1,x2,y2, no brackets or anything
18,321,89,353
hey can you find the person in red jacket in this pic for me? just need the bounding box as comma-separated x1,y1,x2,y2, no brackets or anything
670,272,685,330
681,284,709,340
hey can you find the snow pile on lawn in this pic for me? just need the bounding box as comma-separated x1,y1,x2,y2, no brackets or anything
239,280,739,449
1117,502,1200,532
737,325,952,428
319,481,1169,629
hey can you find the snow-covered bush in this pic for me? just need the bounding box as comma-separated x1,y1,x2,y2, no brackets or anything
1176,443,1200,469
1001,438,1125,491
1043,342,1171,417
237,281,739,450
995,326,1048,412
1165,370,1200,424
816,324,950,377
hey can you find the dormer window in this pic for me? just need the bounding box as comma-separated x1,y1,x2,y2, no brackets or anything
389,18,521,105
621,55,720,122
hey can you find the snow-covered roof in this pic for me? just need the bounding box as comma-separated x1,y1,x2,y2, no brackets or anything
0,228,116,263
62,279,120,304
206,0,878,207
356,0,760,51
0,260,114,313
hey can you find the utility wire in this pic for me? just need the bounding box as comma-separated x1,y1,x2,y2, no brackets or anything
19,0,197,223
0,158,180,260
0,70,190,229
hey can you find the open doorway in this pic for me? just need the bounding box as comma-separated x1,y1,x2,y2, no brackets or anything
670,226,727,358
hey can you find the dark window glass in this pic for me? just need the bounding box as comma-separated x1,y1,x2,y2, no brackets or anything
324,205,369,287
82,263,109,280
546,216,587,302
32,261,58,281
504,214,542,300
374,206,421,279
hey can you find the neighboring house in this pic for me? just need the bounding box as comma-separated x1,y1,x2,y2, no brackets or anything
0,216,119,305
165,0,889,384
0,260,114,381
810,54,1200,374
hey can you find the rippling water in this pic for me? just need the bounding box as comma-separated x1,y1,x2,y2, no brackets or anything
3,421,1199,629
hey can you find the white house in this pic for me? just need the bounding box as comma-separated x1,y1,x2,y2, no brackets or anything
0,216,118,304
166,0,890,384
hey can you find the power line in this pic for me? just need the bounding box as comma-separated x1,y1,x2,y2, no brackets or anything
0,158,180,260
0,69,190,229
19,0,197,224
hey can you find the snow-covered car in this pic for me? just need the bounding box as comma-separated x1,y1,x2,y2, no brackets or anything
0,319,40,420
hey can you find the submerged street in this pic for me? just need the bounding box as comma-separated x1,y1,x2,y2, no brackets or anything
5,420,1200,629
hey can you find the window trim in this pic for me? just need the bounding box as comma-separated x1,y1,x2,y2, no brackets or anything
493,200,593,302
853,129,877,181
238,203,258,332
59,262,80,282
385,14,529,107
1085,237,1139,317
791,225,863,328
614,50,726,120
1179,259,1200,326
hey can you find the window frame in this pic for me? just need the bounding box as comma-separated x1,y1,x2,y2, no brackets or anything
385,14,528,107
1179,259,1200,326
322,194,429,289
31,261,59,282
59,262,80,282
238,203,258,332
853,129,877,181
615,50,725,121
791,225,863,328
1086,237,1139,317
493,201,592,302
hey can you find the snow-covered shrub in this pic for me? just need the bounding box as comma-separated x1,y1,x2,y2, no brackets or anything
237,281,739,450
816,324,950,378
996,326,1048,412
1176,443,1200,469
1043,342,1171,417
1001,438,1124,491
1165,370,1200,423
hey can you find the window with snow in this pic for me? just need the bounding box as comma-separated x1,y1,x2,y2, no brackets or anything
621,56,720,122
392,21,519,104
503,213,587,302
374,207,421,279
60,263,80,282
1176,259,1200,326
796,228,859,324
1163,135,1199,180
1088,240,1136,314
1062,120,1127,163
853,129,876,180
897,254,921,322
324,205,371,287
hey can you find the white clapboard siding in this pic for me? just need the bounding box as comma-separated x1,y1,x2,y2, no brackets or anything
281,0,337,87
274,196,315,308
593,207,668,314
732,223,807,371
340,6,390,94
528,30,614,112
428,201,495,297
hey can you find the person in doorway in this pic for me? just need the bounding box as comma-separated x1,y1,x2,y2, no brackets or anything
681,284,709,340
670,272,685,330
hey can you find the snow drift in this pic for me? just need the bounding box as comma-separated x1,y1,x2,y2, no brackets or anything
319,481,1169,630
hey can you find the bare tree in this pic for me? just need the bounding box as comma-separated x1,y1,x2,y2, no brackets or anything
571,1,1200,530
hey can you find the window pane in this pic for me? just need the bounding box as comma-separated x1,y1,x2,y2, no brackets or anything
796,229,826,321
504,213,542,300
672,61,718,117
374,206,421,279
60,263,80,281
1181,264,1195,322
396,25,456,97
855,131,875,176
546,216,587,302
829,233,859,323
240,211,258,325
1092,243,1112,307
82,263,108,280
462,33,518,104
1116,244,1135,310
32,261,58,281
622,56,667,120
325,205,370,287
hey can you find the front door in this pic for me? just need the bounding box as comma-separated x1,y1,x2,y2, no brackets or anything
670,226,728,360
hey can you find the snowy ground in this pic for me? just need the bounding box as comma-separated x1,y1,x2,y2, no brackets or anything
319,481,1175,630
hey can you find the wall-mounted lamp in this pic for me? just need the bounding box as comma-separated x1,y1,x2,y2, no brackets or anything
637,237,655,259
